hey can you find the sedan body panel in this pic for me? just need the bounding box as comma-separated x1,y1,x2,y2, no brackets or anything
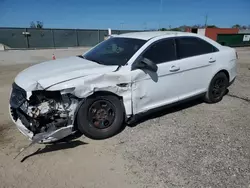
176,53,218,100
131,63,181,114
15,56,117,91
9,31,237,142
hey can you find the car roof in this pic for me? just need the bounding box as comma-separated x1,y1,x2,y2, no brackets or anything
115,31,198,40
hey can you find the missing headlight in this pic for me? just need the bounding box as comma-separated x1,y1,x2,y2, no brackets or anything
13,89,79,135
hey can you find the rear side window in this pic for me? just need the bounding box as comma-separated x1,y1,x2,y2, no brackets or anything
142,39,176,64
176,37,218,59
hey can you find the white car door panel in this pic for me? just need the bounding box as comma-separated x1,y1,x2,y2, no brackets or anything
175,37,220,100
131,63,181,114
131,38,182,114
177,54,215,100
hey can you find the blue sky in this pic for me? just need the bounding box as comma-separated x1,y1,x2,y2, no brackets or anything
0,0,249,29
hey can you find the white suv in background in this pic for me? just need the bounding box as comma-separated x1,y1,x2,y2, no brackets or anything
9,31,237,143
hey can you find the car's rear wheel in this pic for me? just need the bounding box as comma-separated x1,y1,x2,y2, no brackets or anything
77,94,125,140
204,72,229,103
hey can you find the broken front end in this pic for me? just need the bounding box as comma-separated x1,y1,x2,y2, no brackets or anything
9,83,79,143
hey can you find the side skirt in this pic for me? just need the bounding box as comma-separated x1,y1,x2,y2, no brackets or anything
126,93,206,126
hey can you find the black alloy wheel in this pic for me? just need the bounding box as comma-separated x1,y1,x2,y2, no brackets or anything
77,94,125,140
204,72,229,103
87,99,115,129
211,77,227,100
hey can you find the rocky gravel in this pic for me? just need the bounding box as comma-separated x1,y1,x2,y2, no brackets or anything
112,47,250,188
115,96,250,187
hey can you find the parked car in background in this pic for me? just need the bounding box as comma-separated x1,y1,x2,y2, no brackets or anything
9,31,237,143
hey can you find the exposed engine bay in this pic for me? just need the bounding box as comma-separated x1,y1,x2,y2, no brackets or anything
10,83,79,141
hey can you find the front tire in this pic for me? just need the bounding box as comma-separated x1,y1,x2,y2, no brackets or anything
204,72,229,103
77,94,125,140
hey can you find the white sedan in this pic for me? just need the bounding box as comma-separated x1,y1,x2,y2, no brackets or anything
9,31,237,143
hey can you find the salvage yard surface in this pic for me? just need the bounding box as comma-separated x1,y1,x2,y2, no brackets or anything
0,47,250,188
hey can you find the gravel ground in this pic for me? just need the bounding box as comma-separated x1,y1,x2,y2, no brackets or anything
114,47,250,188
0,47,249,188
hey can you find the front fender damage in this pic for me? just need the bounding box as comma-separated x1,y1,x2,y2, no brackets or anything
10,72,132,144
47,72,133,116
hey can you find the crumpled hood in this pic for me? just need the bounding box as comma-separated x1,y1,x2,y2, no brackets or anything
15,56,117,91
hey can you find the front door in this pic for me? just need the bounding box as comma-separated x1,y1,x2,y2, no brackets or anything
131,38,182,114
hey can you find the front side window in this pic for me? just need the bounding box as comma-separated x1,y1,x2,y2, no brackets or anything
83,37,146,66
176,37,218,59
142,39,176,64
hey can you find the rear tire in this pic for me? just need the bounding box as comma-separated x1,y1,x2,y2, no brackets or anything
77,94,125,140
204,72,229,103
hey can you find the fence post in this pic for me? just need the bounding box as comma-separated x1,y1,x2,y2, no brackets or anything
25,28,30,48
75,29,79,46
98,30,100,43
52,29,55,48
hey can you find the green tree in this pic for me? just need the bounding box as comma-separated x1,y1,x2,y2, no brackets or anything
232,24,241,28
192,24,204,28
158,28,168,31
30,21,44,29
241,25,247,29
170,27,182,31
158,27,182,31
207,25,217,28
30,21,36,28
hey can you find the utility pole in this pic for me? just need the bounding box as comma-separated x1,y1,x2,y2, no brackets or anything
143,22,147,31
205,14,208,28
159,0,163,29
120,22,124,30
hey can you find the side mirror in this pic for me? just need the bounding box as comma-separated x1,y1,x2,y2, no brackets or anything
133,58,158,72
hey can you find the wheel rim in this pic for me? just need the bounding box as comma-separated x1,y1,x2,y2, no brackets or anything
87,99,115,129
211,77,227,99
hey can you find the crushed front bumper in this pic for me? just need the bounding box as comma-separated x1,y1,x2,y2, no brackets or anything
9,108,34,140
9,105,74,143
9,83,75,143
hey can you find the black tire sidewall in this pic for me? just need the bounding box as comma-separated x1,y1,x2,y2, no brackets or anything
206,72,229,103
77,95,125,140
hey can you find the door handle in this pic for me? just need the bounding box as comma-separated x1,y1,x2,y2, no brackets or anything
116,83,128,87
169,65,180,72
209,58,216,63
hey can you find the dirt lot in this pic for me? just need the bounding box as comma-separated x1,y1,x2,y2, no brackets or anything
0,47,250,188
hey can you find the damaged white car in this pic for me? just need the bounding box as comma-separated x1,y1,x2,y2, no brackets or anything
9,31,237,143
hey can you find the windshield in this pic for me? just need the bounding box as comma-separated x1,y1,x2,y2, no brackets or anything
83,37,146,66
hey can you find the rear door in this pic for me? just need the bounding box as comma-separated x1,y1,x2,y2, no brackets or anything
175,36,219,100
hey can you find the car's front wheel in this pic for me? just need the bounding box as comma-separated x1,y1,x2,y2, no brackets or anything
77,94,125,140
204,72,229,103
